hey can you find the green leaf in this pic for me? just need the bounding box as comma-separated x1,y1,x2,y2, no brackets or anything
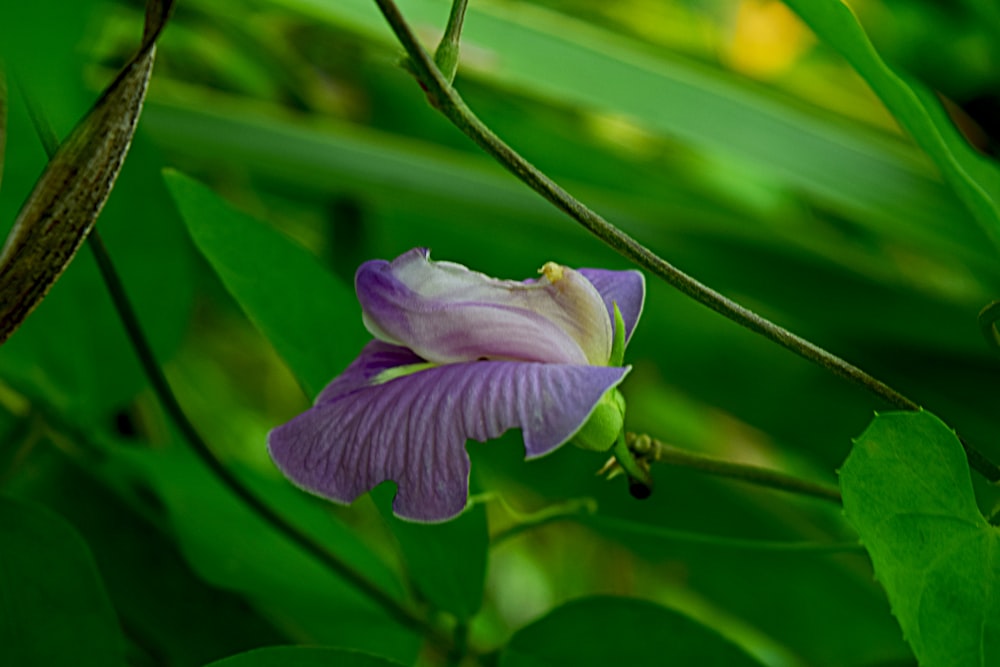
782,0,1000,250
373,485,488,620
500,596,765,666
0,496,124,667
840,410,1000,667
164,169,367,398
204,646,404,667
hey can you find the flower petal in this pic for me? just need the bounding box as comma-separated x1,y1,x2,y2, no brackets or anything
268,348,629,522
578,268,645,344
314,340,425,405
356,248,612,366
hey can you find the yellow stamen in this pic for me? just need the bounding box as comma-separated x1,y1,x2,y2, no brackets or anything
540,261,564,283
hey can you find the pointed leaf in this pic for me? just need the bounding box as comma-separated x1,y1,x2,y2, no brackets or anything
164,169,366,398
0,0,174,344
0,497,124,666
840,411,1000,667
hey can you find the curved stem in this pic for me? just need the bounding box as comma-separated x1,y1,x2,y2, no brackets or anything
24,95,444,647
627,433,842,504
478,493,598,546
370,0,1000,483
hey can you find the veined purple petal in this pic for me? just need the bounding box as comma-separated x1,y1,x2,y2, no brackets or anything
268,349,629,522
578,268,645,344
356,248,612,366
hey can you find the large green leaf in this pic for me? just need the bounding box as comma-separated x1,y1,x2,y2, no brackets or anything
205,646,403,667
164,169,366,398
840,410,1000,667
499,596,766,667
0,496,125,667
373,485,488,621
783,0,1000,250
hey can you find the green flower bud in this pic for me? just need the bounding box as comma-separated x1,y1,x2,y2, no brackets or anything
572,387,626,452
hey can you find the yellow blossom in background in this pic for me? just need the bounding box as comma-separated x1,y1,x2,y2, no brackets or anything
724,0,814,78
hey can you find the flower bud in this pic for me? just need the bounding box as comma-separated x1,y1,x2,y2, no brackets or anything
572,387,626,452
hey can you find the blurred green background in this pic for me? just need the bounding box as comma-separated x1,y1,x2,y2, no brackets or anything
2,0,999,665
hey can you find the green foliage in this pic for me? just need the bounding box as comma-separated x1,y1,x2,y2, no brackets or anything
2,0,1000,665
841,411,1000,666
500,596,766,666
0,497,124,667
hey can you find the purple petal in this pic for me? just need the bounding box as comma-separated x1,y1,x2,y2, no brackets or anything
314,340,424,405
578,268,645,344
268,350,629,522
356,248,612,366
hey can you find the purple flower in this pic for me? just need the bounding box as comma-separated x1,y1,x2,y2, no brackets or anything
268,248,644,522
